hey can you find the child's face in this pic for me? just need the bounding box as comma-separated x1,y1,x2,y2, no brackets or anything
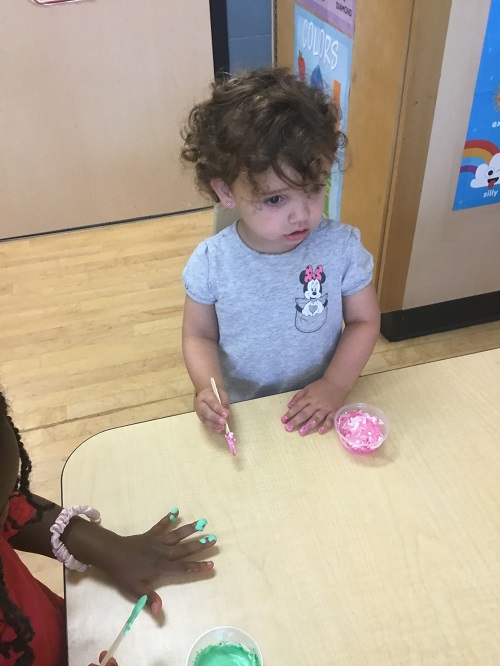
219,165,327,254
0,415,20,527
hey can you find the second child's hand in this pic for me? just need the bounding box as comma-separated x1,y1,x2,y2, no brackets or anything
62,510,217,614
281,378,346,436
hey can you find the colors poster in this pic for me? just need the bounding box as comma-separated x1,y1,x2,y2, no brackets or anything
297,0,356,38
453,0,500,211
294,4,354,220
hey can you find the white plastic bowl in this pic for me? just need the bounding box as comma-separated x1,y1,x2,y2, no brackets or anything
186,626,263,666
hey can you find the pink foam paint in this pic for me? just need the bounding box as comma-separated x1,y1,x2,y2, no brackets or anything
210,377,237,457
225,431,237,456
335,403,389,455
336,410,383,447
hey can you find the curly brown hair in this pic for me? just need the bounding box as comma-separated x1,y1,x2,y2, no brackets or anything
181,67,346,201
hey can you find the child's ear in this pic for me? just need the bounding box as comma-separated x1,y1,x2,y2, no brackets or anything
210,179,234,208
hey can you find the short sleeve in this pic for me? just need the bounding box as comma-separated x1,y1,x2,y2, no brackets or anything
2,492,37,540
341,228,374,297
182,241,216,305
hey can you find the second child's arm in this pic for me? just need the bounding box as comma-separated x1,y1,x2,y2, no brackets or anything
282,284,381,435
9,498,216,614
182,295,230,432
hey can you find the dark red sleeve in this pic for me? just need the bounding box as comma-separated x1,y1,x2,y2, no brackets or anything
1,492,37,540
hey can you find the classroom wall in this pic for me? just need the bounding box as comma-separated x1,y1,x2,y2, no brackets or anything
403,0,500,308
0,0,213,239
227,0,273,71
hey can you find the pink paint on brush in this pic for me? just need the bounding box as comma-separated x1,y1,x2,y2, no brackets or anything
210,377,237,457
225,431,237,456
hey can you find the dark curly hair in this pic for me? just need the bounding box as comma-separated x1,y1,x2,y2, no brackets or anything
181,67,346,201
0,390,54,665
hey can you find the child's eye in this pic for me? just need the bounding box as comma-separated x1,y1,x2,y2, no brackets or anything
265,195,283,206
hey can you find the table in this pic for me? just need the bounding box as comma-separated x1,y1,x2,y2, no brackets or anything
64,349,500,665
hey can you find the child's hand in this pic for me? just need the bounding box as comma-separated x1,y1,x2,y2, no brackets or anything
195,387,230,433
96,511,217,614
90,652,117,665
281,378,346,436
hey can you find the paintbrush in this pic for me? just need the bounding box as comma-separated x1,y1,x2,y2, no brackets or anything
210,377,236,455
101,595,148,665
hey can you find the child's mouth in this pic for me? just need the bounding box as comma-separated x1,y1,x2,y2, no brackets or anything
285,229,309,241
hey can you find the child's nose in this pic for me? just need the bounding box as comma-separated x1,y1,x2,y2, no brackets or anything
289,199,309,225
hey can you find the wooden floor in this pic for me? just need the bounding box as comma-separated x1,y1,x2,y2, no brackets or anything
1,209,499,595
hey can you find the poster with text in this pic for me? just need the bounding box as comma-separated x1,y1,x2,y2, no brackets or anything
297,0,356,37
453,0,500,210
295,4,353,220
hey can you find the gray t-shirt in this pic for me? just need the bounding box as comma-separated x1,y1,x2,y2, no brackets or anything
183,218,373,402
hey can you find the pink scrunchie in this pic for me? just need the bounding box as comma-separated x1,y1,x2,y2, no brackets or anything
50,505,101,572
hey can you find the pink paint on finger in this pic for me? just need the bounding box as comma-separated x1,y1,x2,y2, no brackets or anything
225,431,237,456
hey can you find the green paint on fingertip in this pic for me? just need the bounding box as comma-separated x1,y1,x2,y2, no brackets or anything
207,534,217,542
124,594,148,635
199,537,207,544
169,507,179,521
195,518,208,531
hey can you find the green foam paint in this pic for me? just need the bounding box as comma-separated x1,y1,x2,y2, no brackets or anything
124,595,148,635
169,507,179,521
199,535,215,545
193,642,261,666
195,518,208,531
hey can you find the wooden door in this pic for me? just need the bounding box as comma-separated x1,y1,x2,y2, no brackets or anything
0,0,213,239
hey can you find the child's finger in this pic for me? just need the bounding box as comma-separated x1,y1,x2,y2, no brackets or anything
158,517,209,545
286,389,304,409
297,409,328,436
318,412,336,435
157,558,215,577
145,591,163,615
124,586,163,616
144,534,218,562
98,650,118,665
218,390,231,411
282,396,309,425
208,393,230,419
149,508,180,534
201,415,226,433
298,419,319,436
199,401,228,430
170,534,217,559
283,405,315,431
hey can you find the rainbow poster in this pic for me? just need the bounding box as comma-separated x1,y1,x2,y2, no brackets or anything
453,0,500,210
